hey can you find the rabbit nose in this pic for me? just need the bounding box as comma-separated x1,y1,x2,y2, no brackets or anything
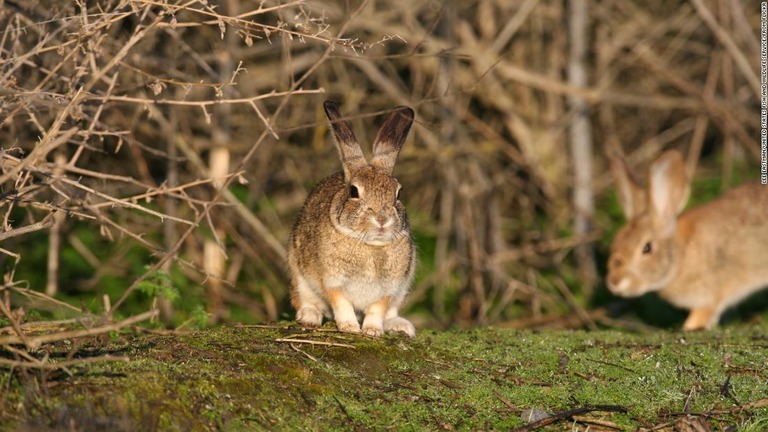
610,256,623,269
375,214,389,227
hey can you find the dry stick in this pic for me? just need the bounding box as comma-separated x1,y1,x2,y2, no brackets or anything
92,88,325,107
708,397,768,414
143,0,327,43
0,214,55,242
570,416,622,430
290,343,319,362
59,164,222,206
81,6,161,94
3,345,40,364
687,52,721,175
0,354,129,370
553,278,597,331
138,0,305,23
0,246,20,261
10,286,84,314
0,309,158,349
718,0,736,190
729,0,759,55
689,0,759,98
0,317,96,335
0,31,59,83
170,129,286,260
88,205,165,252
490,232,601,264
70,72,120,166
632,41,758,159
494,63,701,111
30,37,82,92
0,297,31,347
0,121,78,186
488,0,539,55
46,152,67,297
459,185,487,323
510,405,629,432
58,177,195,226
86,206,222,286
109,0,371,316
274,338,355,349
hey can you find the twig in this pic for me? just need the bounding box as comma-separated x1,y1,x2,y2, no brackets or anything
571,415,623,430
493,390,518,411
0,354,129,370
510,405,629,432
707,397,768,414
0,297,31,348
688,0,760,98
90,88,325,108
0,126,78,186
0,317,96,335
0,214,55,242
275,338,356,349
58,177,196,226
8,286,84,313
0,309,158,349
290,343,319,362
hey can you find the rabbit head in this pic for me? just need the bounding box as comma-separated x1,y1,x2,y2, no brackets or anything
323,100,414,246
606,150,691,297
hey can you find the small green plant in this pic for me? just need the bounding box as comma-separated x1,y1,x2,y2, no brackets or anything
137,267,178,303
191,305,208,329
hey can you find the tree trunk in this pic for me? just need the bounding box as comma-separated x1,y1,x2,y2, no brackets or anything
567,0,596,296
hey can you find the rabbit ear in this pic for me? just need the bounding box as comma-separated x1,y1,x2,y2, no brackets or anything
370,107,414,174
608,152,645,219
648,150,690,234
324,101,367,180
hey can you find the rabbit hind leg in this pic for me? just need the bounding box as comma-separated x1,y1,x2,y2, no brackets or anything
291,274,327,327
682,307,720,331
382,303,415,337
361,297,391,337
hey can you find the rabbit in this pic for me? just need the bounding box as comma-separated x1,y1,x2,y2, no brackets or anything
606,149,768,330
287,101,417,337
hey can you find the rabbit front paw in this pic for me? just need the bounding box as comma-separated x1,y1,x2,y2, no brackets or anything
336,320,362,334
362,325,384,337
296,307,323,327
384,317,415,337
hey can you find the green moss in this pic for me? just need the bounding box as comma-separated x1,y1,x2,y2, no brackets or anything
3,325,768,431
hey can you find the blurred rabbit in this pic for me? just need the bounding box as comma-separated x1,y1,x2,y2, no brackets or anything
287,101,416,337
606,149,768,330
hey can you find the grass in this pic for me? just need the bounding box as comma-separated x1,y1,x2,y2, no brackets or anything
3,323,768,431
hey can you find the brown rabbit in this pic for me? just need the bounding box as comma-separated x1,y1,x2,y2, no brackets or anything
287,101,416,337
606,149,768,330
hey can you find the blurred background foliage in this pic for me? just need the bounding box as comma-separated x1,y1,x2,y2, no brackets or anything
0,0,763,332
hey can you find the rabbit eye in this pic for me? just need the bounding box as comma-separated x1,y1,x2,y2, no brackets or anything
642,242,652,254
349,185,360,199
396,188,402,200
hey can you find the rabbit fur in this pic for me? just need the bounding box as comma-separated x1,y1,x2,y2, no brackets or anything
606,149,768,330
287,101,416,337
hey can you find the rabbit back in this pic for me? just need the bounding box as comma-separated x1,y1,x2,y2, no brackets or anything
660,181,768,313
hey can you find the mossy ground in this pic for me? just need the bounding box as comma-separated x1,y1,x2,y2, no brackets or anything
2,323,768,431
